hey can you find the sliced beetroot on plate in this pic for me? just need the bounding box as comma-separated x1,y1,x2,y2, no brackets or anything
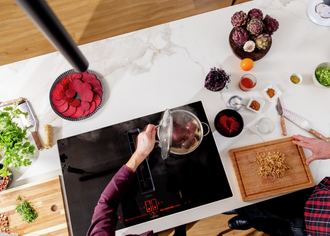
81,90,93,102
58,90,66,99
65,89,76,98
93,94,102,107
70,107,84,119
64,97,75,103
94,90,103,98
69,99,80,107
79,101,91,111
92,84,102,91
89,101,96,114
63,83,70,92
55,101,69,113
61,105,77,117
52,97,66,106
69,79,83,91
80,82,92,92
82,110,90,117
87,77,101,88
55,82,64,92
71,73,82,80
61,75,71,86
81,71,96,82
52,89,62,100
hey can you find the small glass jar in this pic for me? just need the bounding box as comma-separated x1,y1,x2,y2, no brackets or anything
227,95,243,111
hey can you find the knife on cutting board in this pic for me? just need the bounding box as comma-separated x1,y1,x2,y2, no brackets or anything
0,97,23,107
276,98,287,136
282,107,330,142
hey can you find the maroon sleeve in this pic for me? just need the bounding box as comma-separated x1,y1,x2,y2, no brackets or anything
87,165,135,236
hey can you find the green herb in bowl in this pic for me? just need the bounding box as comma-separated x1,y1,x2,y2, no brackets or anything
315,66,330,87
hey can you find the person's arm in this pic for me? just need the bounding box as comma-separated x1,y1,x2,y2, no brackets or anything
292,134,330,165
87,124,156,236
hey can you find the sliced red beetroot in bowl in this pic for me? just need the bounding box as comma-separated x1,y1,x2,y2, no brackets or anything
51,70,104,120
81,71,96,83
93,94,102,107
65,89,76,98
69,79,83,92
61,105,77,117
89,101,96,114
78,82,92,95
94,90,103,98
64,97,75,103
55,101,69,113
71,73,82,80
79,101,91,112
69,99,80,107
52,97,66,106
70,107,84,119
61,75,71,86
81,90,93,102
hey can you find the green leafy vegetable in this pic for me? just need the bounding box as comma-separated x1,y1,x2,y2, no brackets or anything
16,195,22,201
15,200,38,223
315,66,330,87
0,104,35,177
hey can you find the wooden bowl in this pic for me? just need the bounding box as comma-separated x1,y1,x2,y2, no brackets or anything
229,28,272,61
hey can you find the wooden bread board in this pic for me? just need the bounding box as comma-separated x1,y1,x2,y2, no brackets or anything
229,137,315,201
0,175,69,236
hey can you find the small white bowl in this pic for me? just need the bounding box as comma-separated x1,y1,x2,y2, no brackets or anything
246,96,266,114
312,62,330,88
289,73,303,85
262,84,282,102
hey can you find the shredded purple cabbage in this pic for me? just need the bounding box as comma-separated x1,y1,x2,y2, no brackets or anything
204,67,231,91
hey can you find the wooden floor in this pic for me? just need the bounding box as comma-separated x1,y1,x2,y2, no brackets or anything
1,0,249,66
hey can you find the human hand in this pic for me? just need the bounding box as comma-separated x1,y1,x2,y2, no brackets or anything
292,134,330,165
126,124,157,172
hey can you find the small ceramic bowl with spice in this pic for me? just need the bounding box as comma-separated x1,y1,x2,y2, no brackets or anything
290,73,303,85
246,96,265,114
262,84,282,102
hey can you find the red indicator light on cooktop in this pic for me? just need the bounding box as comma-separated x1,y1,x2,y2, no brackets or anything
145,199,158,213
151,199,158,211
145,200,152,212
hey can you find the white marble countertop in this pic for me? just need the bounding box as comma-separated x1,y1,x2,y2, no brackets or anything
1,0,330,234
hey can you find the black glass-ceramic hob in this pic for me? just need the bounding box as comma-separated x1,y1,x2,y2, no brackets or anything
58,101,232,235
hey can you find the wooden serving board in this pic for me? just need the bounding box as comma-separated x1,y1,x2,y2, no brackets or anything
229,137,315,201
0,176,69,236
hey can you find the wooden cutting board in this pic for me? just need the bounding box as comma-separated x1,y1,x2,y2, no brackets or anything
0,175,69,236
229,137,315,201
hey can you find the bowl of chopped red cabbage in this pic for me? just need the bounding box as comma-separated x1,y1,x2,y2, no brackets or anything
214,109,244,137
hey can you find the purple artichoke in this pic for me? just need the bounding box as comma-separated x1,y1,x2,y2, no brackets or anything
231,11,248,28
232,28,249,46
205,67,231,91
248,8,263,20
255,33,271,50
263,15,279,35
247,18,264,35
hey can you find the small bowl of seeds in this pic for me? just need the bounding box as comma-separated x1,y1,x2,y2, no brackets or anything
290,73,303,85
